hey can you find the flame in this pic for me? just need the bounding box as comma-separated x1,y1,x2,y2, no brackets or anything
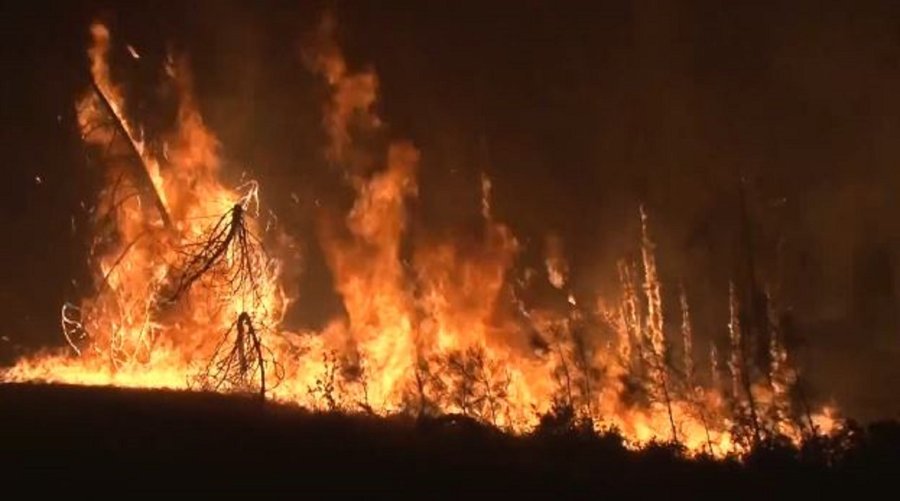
6,21,283,393
2,18,842,457
544,233,568,290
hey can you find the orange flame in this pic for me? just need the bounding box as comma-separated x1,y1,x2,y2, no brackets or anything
3,18,840,456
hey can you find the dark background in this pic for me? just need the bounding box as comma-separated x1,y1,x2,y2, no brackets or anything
2,0,899,421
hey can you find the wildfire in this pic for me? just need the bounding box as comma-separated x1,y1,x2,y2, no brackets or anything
2,17,839,457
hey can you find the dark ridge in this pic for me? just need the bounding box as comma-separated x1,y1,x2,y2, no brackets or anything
0,383,896,495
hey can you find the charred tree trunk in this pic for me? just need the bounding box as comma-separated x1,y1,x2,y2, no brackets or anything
89,76,172,229
660,372,679,444
736,174,764,445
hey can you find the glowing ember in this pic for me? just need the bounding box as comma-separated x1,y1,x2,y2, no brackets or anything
2,17,840,457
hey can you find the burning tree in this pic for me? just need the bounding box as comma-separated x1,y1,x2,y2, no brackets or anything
195,312,270,399
167,201,266,303
679,285,715,455
166,193,283,400
608,207,823,453
638,206,680,443
13,21,288,399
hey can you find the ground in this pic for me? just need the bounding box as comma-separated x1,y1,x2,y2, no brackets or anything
0,383,895,495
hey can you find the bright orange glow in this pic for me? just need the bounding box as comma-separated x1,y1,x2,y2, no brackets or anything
2,18,840,457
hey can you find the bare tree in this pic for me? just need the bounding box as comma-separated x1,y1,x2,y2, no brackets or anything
167,203,268,305
170,196,281,401
195,312,280,401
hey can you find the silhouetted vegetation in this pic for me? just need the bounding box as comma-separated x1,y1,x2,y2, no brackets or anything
1,384,896,495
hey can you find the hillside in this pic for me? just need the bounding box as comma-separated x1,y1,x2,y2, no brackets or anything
1,383,896,495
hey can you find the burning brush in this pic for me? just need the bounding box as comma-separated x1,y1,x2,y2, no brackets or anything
194,311,282,400
165,187,283,400
167,196,267,307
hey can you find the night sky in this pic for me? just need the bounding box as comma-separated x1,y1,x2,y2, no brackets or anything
2,0,900,420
